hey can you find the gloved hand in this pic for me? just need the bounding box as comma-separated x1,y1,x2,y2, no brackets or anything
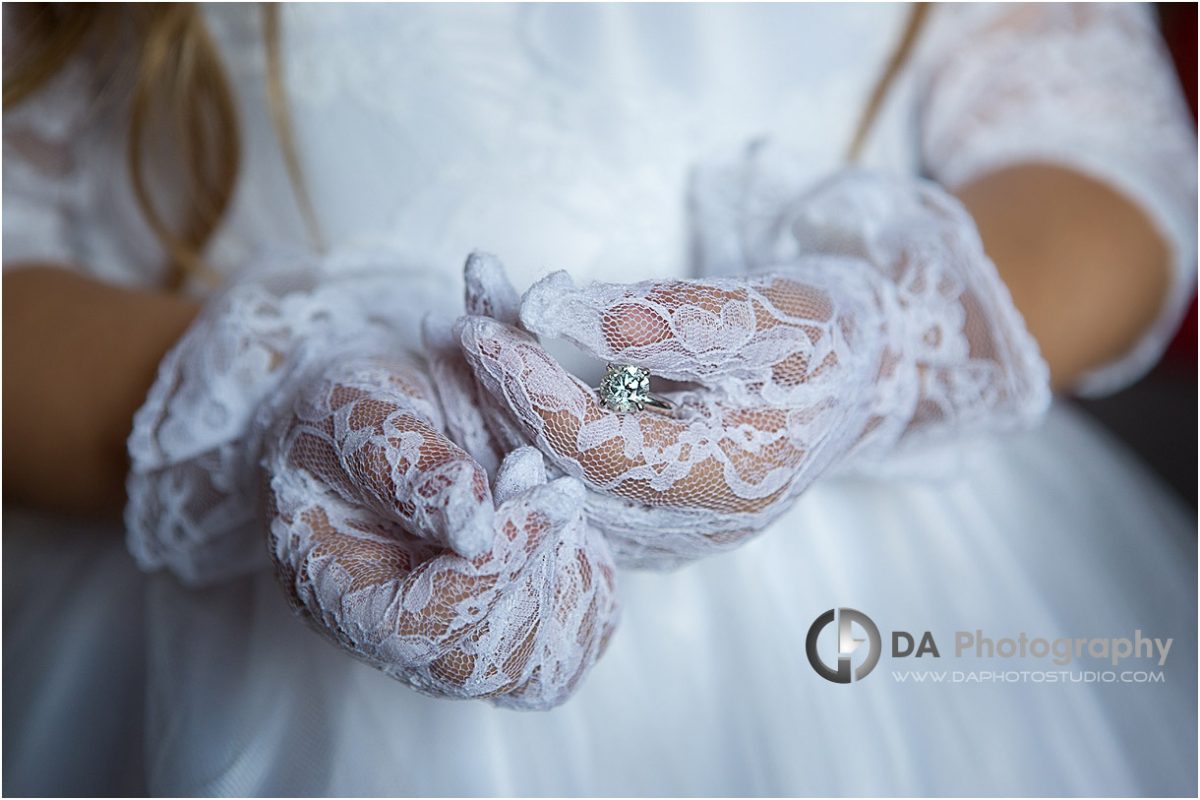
456,172,1050,568
126,256,619,709
261,352,618,710
126,269,427,585
126,255,530,579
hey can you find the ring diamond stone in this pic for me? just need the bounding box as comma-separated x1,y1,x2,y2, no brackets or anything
598,364,673,413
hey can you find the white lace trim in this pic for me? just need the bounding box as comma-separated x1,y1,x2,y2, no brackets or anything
125,251,456,585
918,3,1197,395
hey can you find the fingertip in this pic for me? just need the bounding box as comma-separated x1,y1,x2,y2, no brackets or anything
455,312,495,339
464,250,503,278
445,500,495,559
456,313,536,358
547,475,587,506
453,314,484,354
438,454,495,557
518,270,576,336
519,476,587,528
494,446,548,504
464,251,521,323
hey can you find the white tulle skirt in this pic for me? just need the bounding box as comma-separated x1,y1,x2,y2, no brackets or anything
4,401,1195,796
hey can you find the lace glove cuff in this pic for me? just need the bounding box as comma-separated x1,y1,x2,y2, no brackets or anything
125,256,452,586
690,163,1051,469
770,172,1051,462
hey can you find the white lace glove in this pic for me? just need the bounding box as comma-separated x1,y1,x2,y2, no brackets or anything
126,268,441,585
127,256,619,709
457,173,1049,568
261,354,618,710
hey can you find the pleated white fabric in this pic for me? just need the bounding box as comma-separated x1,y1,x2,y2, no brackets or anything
5,405,1195,795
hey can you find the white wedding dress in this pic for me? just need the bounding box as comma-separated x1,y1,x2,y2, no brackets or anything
3,4,1196,795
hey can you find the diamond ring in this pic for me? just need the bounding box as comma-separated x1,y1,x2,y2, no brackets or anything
597,364,674,414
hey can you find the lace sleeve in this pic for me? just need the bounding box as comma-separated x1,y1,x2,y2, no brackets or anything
917,3,1197,396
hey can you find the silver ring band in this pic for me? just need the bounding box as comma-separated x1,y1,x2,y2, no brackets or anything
640,395,674,412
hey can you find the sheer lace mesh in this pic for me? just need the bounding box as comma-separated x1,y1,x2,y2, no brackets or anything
461,268,877,565
771,173,1051,459
273,358,495,558
127,258,618,708
263,358,619,709
917,3,1197,396
126,268,448,585
461,174,1048,567
112,2,1196,704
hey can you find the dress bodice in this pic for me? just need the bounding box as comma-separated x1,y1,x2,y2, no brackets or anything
2,3,910,292
202,3,909,291
2,3,1194,393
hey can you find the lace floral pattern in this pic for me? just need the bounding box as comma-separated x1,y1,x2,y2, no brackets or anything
459,174,1048,568
917,3,1197,395
463,268,879,566
4,2,1182,708
127,252,619,708
263,357,619,709
767,172,1051,458
125,263,451,585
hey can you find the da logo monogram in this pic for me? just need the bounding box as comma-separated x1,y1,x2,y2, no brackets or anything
806,608,882,683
